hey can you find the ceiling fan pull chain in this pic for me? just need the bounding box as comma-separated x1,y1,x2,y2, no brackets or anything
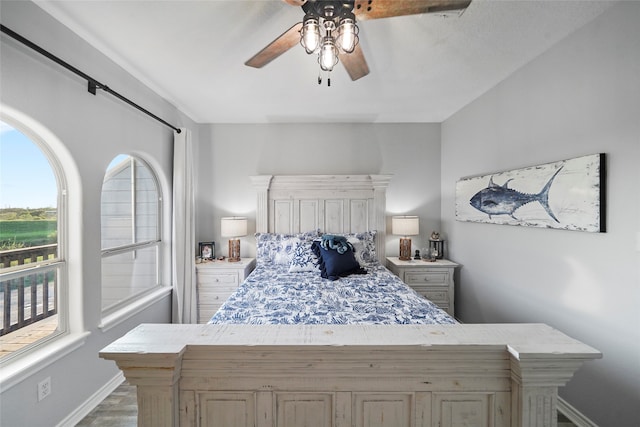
316,69,332,87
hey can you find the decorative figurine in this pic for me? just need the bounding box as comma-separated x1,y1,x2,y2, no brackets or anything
414,249,421,260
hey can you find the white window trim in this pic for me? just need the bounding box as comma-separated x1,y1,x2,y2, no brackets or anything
98,286,171,332
0,110,71,366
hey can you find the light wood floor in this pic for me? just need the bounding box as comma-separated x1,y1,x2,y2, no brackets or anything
76,380,579,427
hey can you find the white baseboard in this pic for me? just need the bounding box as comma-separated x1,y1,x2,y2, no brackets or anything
558,396,599,427
56,372,126,427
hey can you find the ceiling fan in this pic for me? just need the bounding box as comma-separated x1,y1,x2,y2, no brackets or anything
245,0,472,83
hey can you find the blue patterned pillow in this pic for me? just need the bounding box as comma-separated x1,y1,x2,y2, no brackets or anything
335,231,378,266
255,231,321,266
288,242,319,273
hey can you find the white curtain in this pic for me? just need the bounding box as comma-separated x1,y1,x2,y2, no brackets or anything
172,128,197,323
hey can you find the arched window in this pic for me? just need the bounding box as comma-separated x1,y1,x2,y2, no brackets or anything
101,155,162,313
0,120,65,358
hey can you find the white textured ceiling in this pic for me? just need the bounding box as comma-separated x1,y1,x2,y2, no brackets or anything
35,0,614,124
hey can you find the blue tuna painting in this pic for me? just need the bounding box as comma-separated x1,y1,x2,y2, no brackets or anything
469,166,563,222
455,153,605,232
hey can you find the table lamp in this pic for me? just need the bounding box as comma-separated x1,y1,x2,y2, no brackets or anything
220,217,247,262
392,216,419,261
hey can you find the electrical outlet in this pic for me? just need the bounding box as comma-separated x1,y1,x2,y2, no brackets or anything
37,377,51,401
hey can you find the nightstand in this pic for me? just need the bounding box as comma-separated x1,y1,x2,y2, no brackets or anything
386,257,458,317
195,258,255,324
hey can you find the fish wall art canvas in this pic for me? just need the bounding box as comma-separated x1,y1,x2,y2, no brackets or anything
455,153,605,232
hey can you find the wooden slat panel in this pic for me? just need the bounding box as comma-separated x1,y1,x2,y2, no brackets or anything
273,200,293,234
335,392,352,427
276,393,333,427
256,391,274,427
494,392,511,427
415,392,432,427
199,392,255,427
354,393,413,427
433,393,490,427
324,200,345,233
299,199,320,232
179,390,196,426
350,199,369,232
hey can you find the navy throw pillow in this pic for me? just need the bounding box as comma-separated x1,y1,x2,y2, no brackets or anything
311,241,366,280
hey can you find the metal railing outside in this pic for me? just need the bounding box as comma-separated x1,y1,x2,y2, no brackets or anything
0,245,58,336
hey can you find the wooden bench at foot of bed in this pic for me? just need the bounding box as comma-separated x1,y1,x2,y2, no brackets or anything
100,323,600,427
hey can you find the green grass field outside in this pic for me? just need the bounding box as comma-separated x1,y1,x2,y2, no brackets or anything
0,220,57,248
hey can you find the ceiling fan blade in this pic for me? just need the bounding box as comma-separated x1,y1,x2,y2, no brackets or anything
245,22,303,68
339,44,370,81
282,0,306,6
354,0,472,20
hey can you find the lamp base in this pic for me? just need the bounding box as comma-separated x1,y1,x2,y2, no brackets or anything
228,239,241,262
399,237,412,261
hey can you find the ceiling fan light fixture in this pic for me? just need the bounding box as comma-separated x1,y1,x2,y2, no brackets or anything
300,14,321,54
246,0,474,83
337,15,358,53
319,37,339,71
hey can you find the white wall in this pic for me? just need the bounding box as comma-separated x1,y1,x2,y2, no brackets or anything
195,123,442,259
441,3,640,425
0,2,194,426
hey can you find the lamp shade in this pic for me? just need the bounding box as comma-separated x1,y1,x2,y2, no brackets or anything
392,216,419,236
221,217,247,238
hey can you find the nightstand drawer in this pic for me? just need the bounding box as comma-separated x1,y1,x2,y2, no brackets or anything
414,288,449,303
404,271,448,285
197,272,239,285
198,286,237,302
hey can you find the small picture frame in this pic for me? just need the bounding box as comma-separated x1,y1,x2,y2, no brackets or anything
198,242,215,260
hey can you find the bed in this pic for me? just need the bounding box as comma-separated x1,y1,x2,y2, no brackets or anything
209,232,454,326
100,174,601,427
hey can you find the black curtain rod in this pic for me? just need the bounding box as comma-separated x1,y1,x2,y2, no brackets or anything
0,24,181,134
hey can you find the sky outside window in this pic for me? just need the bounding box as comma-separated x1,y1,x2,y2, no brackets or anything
0,121,57,209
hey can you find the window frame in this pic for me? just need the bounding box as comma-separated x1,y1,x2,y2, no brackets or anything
0,115,68,363
100,155,164,316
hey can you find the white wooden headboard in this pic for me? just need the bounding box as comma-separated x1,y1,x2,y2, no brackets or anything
250,175,392,263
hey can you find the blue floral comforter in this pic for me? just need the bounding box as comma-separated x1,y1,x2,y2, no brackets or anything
209,263,455,325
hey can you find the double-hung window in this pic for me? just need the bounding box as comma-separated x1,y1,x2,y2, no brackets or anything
100,155,162,314
0,119,65,359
